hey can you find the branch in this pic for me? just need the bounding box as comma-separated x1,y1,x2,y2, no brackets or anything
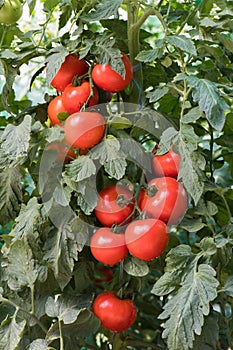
131,8,168,35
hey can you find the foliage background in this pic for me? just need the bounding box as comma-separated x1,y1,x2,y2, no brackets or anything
0,0,233,349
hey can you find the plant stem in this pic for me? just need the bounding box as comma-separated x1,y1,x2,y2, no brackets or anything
30,284,35,315
0,297,47,334
58,319,64,350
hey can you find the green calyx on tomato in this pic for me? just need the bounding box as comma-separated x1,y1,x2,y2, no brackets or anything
0,0,23,25
90,227,128,266
94,184,135,227
92,52,133,93
138,177,188,225
93,291,137,332
47,95,69,127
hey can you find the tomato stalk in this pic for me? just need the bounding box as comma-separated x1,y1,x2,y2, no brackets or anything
58,318,64,350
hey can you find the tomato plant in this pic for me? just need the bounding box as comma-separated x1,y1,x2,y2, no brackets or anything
138,177,188,225
62,81,99,114
152,148,181,179
93,291,137,332
90,227,128,266
94,184,135,227
50,54,89,92
92,53,133,92
47,95,69,126
64,111,105,148
1,1,233,349
0,0,23,25
125,218,169,261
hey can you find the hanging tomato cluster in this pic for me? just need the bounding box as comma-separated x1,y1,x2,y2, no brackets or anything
46,52,133,162
46,52,188,333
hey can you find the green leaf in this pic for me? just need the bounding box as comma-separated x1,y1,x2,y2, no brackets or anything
70,217,89,252
219,276,233,297
152,245,195,296
159,264,219,350
136,47,164,62
2,240,39,291
147,86,169,103
178,125,204,204
109,115,132,129
91,136,121,164
65,156,96,182
44,223,78,290
124,256,149,277
199,237,217,256
180,218,206,232
11,197,41,241
44,0,60,12
86,0,123,21
193,313,219,350
182,106,203,123
45,294,92,324
46,47,68,86
156,127,179,155
0,316,26,350
92,35,125,76
46,310,100,343
28,339,48,350
152,271,181,296
133,109,173,142
166,35,197,56
76,177,98,215
0,115,31,163
104,157,127,180
0,167,22,225
187,76,228,131
195,199,218,217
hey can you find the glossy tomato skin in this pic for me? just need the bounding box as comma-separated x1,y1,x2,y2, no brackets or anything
47,141,76,163
125,219,169,261
92,53,133,93
138,177,188,225
93,291,137,332
152,148,181,179
64,111,105,149
51,54,89,92
47,95,69,126
62,81,99,114
94,185,135,227
90,228,128,266
0,0,23,25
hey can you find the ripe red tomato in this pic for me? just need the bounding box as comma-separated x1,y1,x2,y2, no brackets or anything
47,140,76,163
125,219,169,261
62,81,99,114
92,53,133,93
93,291,137,332
138,177,188,225
152,148,181,179
64,111,105,149
50,54,89,92
47,95,69,126
90,228,128,266
94,185,135,227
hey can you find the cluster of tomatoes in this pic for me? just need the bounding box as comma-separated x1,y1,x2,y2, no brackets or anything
46,52,188,334
91,147,188,332
47,52,133,162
